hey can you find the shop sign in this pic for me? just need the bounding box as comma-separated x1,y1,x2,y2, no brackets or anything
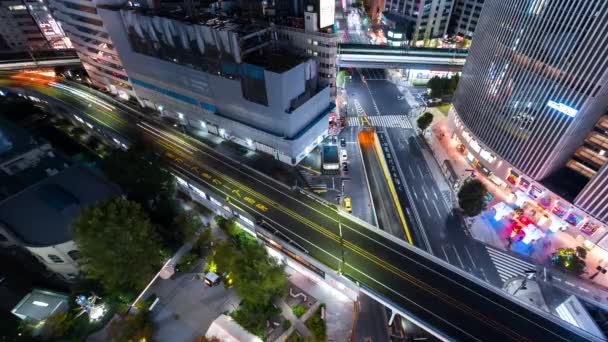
539,195,553,209
528,184,543,199
466,152,475,163
507,170,519,185
552,202,567,218
580,221,600,236
519,177,530,190
565,212,582,226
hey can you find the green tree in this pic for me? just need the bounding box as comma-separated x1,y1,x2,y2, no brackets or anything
41,312,73,339
109,312,153,342
72,198,164,295
457,179,487,217
211,241,239,275
233,242,286,306
551,248,586,275
101,144,179,244
173,210,203,244
336,70,350,88
448,73,460,95
417,112,434,132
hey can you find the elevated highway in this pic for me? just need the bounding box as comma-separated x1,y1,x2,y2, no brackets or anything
0,50,81,71
0,75,599,341
337,44,468,70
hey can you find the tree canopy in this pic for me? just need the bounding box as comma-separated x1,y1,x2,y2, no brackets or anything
417,112,434,132
427,74,460,98
457,179,487,217
551,247,586,275
72,197,164,294
101,144,181,246
336,70,350,88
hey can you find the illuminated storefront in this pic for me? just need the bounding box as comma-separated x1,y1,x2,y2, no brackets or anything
451,107,608,251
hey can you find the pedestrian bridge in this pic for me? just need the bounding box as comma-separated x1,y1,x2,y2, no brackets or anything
0,50,81,71
337,44,468,70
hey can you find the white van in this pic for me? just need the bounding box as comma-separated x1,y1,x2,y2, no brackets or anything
204,272,220,287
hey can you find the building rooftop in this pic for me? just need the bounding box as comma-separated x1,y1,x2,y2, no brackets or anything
243,48,307,73
11,289,69,322
0,165,120,247
0,116,41,166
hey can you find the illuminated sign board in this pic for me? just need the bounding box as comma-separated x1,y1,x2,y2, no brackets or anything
319,0,335,28
547,100,578,117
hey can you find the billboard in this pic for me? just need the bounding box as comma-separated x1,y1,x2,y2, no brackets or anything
319,0,335,28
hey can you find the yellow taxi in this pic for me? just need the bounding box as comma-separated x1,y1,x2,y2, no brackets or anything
343,197,352,213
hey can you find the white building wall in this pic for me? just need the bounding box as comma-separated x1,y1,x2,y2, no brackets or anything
276,26,338,94
27,240,80,280
48,0,137,100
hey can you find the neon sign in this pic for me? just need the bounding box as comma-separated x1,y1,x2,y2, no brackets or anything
547,100,578,117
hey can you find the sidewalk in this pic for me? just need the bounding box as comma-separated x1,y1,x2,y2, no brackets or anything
422,104,608,302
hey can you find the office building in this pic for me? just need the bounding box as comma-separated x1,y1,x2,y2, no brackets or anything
97,5,333,165
0,0,49,52
0,117,120,281
449,0,608,249
383,0,454,42
48,0,138,100
275,21,339,92
448,0,483,39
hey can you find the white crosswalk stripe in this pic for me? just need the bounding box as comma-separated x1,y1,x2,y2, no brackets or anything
346,115,412,129
486,246,537,283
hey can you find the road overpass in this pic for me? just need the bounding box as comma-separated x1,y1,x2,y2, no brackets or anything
0,76,600,341
0,50,81,71
337,44,468,70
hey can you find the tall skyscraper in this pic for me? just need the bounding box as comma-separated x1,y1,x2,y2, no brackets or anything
48,0,138,100
449,0,608,244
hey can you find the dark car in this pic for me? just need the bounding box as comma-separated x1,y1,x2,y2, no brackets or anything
342,162,348,171
340,138,346,147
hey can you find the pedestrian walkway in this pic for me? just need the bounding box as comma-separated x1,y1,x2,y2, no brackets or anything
347,115,413,128
486,246,537,284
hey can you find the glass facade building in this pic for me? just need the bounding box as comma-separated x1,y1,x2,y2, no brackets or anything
449,0,608,241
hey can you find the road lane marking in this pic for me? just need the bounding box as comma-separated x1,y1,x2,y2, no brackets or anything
433,191,439,201
423,201,431,217
433,201,441,217
452,245,465,269
26,84,553,341
464,247,477,268
486,247,536,283
423,189,429,200
441,245,450,262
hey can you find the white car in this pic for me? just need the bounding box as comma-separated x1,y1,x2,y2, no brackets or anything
397,96,405,100
341,150,348,161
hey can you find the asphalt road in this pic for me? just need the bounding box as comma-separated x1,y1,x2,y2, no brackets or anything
1,75,596,341
349,73,506,288
359,131,404,240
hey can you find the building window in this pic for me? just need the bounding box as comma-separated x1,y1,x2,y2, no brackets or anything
68,250,81,261
48,254,64,263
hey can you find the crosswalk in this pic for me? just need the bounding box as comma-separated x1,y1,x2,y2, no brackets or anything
486,246,537,283
347,115,413,129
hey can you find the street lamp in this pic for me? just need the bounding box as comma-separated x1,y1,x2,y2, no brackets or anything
590,263,607,280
